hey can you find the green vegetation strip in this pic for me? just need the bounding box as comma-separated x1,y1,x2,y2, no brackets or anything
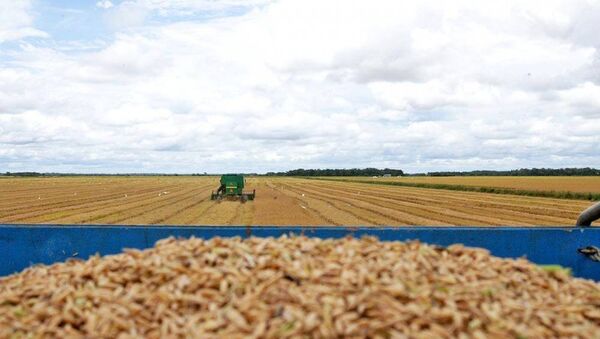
304,178,600,201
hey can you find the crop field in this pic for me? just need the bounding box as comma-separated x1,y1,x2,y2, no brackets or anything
0,176,597,226
332,176,600,194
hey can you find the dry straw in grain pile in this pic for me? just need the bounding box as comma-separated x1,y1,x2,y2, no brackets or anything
1,236,600,338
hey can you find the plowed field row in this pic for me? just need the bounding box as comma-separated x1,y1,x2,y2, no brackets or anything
0,177,597,226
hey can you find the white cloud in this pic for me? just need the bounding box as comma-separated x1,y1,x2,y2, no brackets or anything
103,2,150,30
129,0,273,15
96,1,114,10
557,82,600,117
0,1,47,43
0,0,599,173
101,0,274,30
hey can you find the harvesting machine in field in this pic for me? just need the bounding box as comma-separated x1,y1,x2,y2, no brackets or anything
210,174,255,202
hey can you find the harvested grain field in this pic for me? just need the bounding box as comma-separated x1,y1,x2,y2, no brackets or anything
2,236,599,338
335,176,600,194
0,176,597,226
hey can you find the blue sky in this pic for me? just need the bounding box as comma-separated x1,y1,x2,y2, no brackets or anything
35,1,107,41
26,1,256,45
0,0,599,173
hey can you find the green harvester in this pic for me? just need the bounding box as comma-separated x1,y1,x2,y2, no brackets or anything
211,174,256,202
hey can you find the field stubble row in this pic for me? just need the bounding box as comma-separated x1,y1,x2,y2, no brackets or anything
0,177,596,226
321,176,600,200
297,181,584,224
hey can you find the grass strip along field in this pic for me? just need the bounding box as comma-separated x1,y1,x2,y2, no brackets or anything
0,176,596,226
308,177,600,201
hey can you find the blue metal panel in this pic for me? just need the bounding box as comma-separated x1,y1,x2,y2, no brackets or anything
0,225,599,280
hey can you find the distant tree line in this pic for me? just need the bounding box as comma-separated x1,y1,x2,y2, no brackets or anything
3,167,598,177
265,168,405,177
2,172,213,177
424,168,600,176
2,172,44,177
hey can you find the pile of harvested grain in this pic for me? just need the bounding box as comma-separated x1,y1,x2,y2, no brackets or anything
1,236,599,338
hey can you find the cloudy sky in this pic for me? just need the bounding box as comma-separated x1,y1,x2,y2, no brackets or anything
0,0,599,173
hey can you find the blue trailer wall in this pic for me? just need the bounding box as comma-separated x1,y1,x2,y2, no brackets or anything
0,225,599,280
